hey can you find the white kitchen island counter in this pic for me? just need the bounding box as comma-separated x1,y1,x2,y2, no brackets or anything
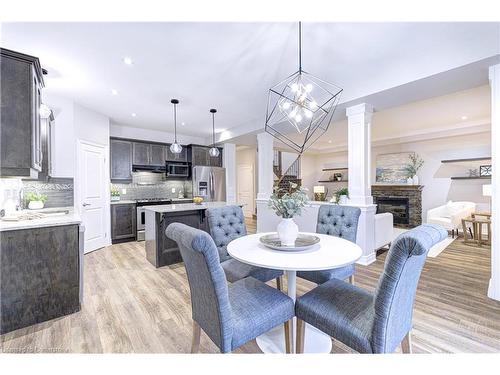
144,201,233,213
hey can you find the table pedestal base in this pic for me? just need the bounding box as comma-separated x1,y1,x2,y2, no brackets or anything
256,323,332,353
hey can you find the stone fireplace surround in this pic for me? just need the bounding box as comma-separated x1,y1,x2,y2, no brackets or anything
372,185,424,228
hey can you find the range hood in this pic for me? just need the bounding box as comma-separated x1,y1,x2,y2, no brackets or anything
132,165,166,173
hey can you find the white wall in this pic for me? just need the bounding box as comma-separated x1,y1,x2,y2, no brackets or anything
305,131,492,221
110,123,206,145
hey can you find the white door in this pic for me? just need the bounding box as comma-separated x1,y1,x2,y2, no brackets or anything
77,141,108,253
237,164,255,218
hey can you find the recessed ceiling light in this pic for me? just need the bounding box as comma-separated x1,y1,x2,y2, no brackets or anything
111,89,118,95
461,115,468,120
123,57,133,65
181,122,185,126
328,140,332,144
131,113,137,117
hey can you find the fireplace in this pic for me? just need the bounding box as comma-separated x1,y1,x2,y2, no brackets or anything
375,197,410,225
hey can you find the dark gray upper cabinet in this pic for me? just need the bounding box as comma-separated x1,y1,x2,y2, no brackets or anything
132,142,150,165
191,145,223,167
0,48,44,179
166,144,187,162
110,139,133,182
150,144,166,166
111,203,136,243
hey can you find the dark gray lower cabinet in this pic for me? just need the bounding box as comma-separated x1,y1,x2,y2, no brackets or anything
0,225,80,334
111,203,136,243
145,210,209,267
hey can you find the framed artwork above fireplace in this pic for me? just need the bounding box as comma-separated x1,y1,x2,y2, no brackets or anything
375,152,414,183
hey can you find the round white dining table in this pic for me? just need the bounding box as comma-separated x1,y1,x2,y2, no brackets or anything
227,232,362,354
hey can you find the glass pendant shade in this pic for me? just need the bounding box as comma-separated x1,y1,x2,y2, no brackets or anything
209,147,220,157
170,142,182,154
170,98,182,154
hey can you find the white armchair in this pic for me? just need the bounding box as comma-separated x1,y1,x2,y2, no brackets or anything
426,201,476,237
374,212,394,250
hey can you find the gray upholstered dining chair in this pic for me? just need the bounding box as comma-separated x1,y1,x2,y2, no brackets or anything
297,205,361,285
166,222,294,353
207,205,283,287
295,224,447,354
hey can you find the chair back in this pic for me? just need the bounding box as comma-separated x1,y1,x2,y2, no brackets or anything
371,224,447,353
165,222,233,352
206,205,247,262
316,205,361,243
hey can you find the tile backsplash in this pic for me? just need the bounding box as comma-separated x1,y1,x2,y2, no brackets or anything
111,172,192,200
0,178,74,211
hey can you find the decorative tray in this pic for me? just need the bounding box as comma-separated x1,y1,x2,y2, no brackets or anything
259,233,320,251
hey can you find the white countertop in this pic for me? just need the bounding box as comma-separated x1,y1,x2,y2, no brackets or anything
144,201,235,213
0,207,81,232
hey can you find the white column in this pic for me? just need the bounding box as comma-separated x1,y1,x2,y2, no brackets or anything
223,143,236,204
256,132,274,200
488,64,500,301
347,103,374,206
346,103,377,265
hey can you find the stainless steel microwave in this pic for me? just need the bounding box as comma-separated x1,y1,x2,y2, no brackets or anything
166,162,190,178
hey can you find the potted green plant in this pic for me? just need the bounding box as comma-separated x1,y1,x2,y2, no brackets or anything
335,187,349,205
404,153,424,185
25,192,47,210
110,186,121,201
268,182,309,246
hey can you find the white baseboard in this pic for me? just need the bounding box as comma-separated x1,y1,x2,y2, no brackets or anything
488,279,500,301
356,252,376,266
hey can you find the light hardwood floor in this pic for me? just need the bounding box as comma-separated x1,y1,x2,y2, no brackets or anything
2,218,500,353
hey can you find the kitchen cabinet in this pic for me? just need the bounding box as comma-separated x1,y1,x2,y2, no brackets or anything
111,202,136,243
0,224,80,334
191,145,223,167
0,48,44,179
166,144,188,162
150,144,167,166
110,138,133,182
133,142,150,165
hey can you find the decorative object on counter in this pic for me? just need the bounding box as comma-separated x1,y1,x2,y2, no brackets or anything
404,153,424,185
468,168,478,177
264,22,343,154
329,196,337,203
193,196,204,205
268,182,309,246
110,186,121,201
169,99,182,154
208,108,220,157
313,185,327,201
25,192,47,210
479,165,492,177
333,173,342,182
334,187,349,205
376,152,413,183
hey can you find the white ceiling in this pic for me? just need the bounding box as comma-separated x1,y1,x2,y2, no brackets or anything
1,22,499,138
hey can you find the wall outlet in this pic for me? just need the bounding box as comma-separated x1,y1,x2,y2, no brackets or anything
171,188,176,193
122,188,127,194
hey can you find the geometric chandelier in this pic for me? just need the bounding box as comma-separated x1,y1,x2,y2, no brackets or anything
265,22,343,154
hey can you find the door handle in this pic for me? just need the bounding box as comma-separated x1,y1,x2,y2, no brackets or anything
82,203,91,207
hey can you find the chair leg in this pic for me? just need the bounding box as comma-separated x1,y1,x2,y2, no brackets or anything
284,319,292,354
191,321,201,353
401,331,412,354
276,276,283,291
348,275,355,285
296,318,306,354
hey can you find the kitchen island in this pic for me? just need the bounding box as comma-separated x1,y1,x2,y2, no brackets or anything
144,201,233,267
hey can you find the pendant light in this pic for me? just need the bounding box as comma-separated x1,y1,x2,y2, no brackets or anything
208,108,220,157
170,98,182,154
264,22,343,154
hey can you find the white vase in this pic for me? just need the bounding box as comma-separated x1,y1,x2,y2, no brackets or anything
338,195,348,205
407,177,413,185
412,175,419,185
277,218,299,246
28,200,44,210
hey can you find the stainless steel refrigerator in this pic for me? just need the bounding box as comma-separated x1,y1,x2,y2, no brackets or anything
193,166,226,202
